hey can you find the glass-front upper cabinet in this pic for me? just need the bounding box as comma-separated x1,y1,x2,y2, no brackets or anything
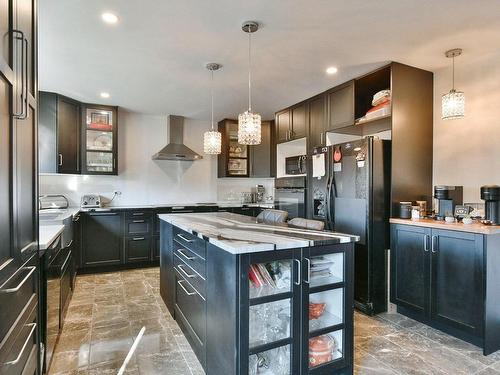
218,119,249,177
82,105,118,175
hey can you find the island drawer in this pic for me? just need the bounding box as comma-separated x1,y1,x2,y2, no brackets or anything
174,256,205,298
174,273,206,346
173,228,205,259
174,245,205,277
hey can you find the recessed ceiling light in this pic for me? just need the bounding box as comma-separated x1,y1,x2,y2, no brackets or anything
101,12,118,24
100,92,110,98
326,66,338,75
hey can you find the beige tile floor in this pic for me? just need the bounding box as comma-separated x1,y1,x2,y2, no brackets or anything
49,267,500,375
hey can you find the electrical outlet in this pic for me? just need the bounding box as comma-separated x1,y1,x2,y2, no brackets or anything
113,190,122,196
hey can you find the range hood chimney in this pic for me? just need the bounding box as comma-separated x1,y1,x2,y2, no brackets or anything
152,115,203,161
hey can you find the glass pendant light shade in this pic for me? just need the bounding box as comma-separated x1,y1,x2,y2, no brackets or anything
238,110,261,145
238,21,261,145
204,63,222,154
442,89,465,120
441,48,465,120
203,130,222,154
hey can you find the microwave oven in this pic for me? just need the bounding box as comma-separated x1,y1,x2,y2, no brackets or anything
285,155,307,175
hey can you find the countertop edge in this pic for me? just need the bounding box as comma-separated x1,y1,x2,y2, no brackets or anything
39,224,64,250
390,218,500,235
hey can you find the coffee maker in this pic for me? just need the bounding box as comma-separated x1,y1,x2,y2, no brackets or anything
434,185,463,220
481,185,500,225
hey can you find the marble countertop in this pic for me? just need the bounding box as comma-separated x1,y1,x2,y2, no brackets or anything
39,224,64,250
76,201,274,212
159,212,359,254
390,218,500,235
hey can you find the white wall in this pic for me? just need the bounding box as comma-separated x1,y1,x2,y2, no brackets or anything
433,50,500,203
40,111,273,206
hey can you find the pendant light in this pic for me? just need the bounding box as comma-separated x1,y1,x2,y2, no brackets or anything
442,48,465,120
238,21,261,145
203,63,222,154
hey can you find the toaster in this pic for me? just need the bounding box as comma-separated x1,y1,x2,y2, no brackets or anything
81,194,102,208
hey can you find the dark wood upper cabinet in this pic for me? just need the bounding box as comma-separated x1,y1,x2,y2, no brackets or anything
218,119,249,178
39,92,81,174
327,81,354,130
81,104,118,175
58,97,81,174
291,103,307,139
249,120,272,177
276,110,290,143
308,94,327,148
218,119,273,178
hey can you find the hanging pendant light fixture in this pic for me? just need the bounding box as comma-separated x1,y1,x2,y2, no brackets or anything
442,48,465,120
203,63,222,154
238,21,261,145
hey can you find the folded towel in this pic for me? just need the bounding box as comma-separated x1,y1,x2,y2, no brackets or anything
372,89,391,106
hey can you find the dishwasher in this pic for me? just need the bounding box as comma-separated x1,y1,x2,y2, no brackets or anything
43,236,73,372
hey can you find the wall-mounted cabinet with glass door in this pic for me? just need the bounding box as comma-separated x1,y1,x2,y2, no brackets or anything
82,104,118,175
38,91,118,175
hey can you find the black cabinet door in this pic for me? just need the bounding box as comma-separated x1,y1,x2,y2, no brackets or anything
276,110,290,143
153,235,160,261
73,214,82,269
250,121,271,177
291,103,306,140
430,230,484,336
0,55,13,271
125,236,151,263
38,92,57,173
160,221,175,317
327,82,354,130
390,225,430,315
82,212,123,266
308,95,327,149
57,97,80,174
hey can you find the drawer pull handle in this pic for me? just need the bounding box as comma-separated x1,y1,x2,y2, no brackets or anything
133,220,145,223
3,323,36,365
178,280,196,296
132,213,144,216
177,233,194,243
132,237,145,241
177,249,195,261
178,264,196,278
0,266,36,294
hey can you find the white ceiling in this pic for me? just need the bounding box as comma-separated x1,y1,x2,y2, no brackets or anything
39,0,500,120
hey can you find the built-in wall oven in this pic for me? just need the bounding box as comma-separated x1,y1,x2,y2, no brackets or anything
274,177,306,219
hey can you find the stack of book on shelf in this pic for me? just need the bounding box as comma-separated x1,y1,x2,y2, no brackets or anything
249,263,277,288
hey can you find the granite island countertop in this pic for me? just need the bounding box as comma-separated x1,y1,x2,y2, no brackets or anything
159,212,359,254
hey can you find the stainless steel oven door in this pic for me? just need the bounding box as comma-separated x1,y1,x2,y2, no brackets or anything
275,188,306,219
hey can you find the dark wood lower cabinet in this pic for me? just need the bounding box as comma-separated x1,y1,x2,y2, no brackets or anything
391,223,500,355
124,236,151,263
160,223,355,374
82,212,123,267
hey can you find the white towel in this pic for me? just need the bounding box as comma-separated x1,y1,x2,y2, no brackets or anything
312,153,325,179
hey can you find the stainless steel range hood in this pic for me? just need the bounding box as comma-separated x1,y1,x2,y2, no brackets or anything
152,115,202,161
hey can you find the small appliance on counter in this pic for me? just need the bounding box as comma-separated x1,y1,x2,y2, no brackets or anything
80,194,103,208
251,184,266,203
285,154,307,175
39,194,69,210
481,185,500,225
434,185,463,220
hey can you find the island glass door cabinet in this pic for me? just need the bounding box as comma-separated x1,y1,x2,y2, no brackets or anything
240,244,353,375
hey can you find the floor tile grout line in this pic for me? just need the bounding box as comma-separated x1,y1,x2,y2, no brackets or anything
375,314,490,373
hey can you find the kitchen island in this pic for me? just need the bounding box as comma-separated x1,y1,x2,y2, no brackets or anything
159,212,359,375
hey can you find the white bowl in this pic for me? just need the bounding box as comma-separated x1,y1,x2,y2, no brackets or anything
445,216,455,223
462,217,473,225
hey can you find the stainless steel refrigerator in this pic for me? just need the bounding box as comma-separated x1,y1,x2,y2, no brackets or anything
311,136,391,315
